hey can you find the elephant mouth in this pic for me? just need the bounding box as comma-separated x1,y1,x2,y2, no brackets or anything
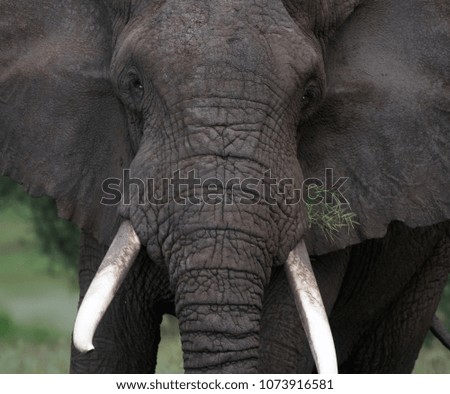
72,220,338,373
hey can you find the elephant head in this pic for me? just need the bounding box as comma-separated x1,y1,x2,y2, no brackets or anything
1,0,449,373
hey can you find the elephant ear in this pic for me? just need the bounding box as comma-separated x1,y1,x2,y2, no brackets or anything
0,0,132,244
300,0,450,255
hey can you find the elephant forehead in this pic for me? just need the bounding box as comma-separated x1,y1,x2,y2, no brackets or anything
114,0,321,94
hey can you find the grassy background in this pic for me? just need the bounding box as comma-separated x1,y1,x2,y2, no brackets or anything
0,198,184,373
0,179,448,373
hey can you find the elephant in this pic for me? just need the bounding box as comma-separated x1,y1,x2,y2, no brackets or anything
0,0,449,373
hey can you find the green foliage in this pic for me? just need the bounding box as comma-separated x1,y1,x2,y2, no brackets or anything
0,310,70,373
414,331,450,373
305,183,358,239
0,193,79,373
29,198,79,274
0,311,59,344
0,176,29,207
156,315,184,373
0,176,79,274
437,280,450,326
0,338,70,373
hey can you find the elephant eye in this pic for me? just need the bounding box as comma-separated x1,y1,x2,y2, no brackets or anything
302,89,314,104
301,82,319,109
118,67,145,110
300,79,321,118
129,74,144,98
132,78,143,90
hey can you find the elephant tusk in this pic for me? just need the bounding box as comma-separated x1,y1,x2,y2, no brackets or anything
72,220,141,353
284,239,338,374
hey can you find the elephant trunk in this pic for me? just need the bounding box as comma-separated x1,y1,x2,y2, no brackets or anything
169,233,267,373
71,223,338,373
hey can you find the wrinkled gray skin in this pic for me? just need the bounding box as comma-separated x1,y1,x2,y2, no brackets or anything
1,0,449,373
